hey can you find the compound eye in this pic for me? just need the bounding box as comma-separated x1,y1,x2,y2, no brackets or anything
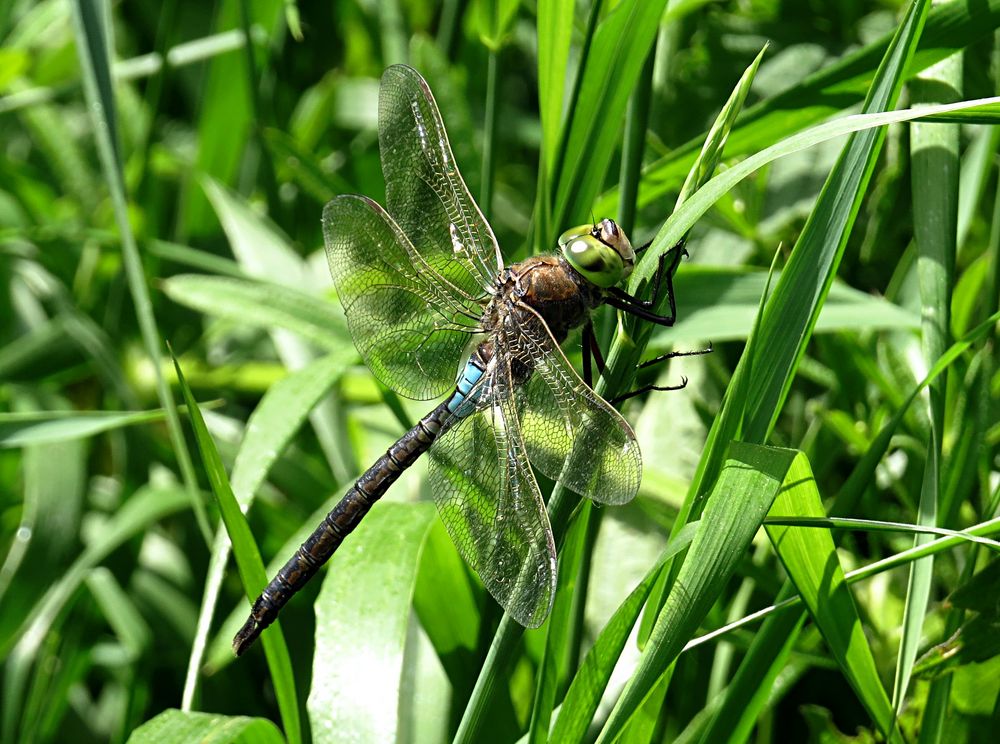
558,224,625,288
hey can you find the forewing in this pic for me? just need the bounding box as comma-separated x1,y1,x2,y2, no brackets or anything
379,64,502,295
510,306,642,505
427,363,556,628
323,194,480,400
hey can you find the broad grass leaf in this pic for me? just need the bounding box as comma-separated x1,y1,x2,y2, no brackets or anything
655,267,920,346
549,522,699,743
308,502,439,744
765,454,896,737
162,275,349,353
0,409,168,447
126,709,284,744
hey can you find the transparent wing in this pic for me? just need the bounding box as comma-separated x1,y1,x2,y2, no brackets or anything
509,304,643,505
323,194,482,400
427,359,556,628
379,64,503,295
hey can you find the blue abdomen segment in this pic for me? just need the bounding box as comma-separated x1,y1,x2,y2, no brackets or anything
447,359,486,415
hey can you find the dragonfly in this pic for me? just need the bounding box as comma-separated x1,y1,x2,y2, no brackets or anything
233,64,693,655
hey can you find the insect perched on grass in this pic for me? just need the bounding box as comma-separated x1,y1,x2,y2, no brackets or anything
234,65,694,655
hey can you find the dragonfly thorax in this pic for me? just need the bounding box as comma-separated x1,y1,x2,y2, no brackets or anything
487,255,604,347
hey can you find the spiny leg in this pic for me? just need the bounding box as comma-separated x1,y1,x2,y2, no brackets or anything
638,342,713,370
610,376,689,405
609,344,713,405
606,239,687,326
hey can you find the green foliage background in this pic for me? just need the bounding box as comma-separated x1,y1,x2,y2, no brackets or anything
2,0,1000,742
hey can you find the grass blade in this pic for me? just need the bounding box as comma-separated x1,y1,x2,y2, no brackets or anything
308,503,439,743
171,352,302,744
70,0,210,543
182,352,352,708
126,709,284,743
595,444,798,742
893,41,962,715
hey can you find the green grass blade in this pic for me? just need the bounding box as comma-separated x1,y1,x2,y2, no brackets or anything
412,519,482,690
766,455,899,739
527,502,591,744
595,443,797,742
178,0,284,236
595,0,1000,217
125,709,284,744
171,352,302,744
201,177,355,483
230,353,352,505
616,45,655,235
162,275,351,353
201,490,347,674
893,43,962,715
69,0,210,544
308,503,438,743
549,522,699,743
550,0,669,230
0,408,168,446
698,310,1000,737
654,267,919,346
181,352,351,708
537,0,574,174
677,44,768,209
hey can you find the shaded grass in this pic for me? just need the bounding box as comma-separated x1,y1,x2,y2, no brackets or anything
2,1,1000,742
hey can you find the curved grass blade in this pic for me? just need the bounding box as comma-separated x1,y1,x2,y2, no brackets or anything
0,409,167,447
644,2,933,737
595,0,1000,217
548,522,700,743
655,265,919,347
765,454,899,739
202,177,354,483
595,444,798,743
171,352,302,744
308,502,438,744
162,275,351,355
182,352,352,708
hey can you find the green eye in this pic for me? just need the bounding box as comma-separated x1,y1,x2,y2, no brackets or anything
558,224,626,288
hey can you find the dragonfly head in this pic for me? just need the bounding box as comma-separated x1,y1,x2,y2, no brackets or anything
558,219,635,288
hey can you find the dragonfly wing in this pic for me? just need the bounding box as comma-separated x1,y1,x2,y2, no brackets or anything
379,64,503,295
427,360,556,628
510,305,642,505
323,194,481,400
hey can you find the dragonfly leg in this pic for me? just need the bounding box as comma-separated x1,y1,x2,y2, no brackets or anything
606,239,686,326
607,344,712,405
581,320,606,388
609,376,688,405
638,342,713,370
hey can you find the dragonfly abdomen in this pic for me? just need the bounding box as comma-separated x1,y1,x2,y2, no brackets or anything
233,396,455,656
447,353,487,414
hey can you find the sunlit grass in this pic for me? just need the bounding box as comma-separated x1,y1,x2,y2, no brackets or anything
2,0,1000,742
